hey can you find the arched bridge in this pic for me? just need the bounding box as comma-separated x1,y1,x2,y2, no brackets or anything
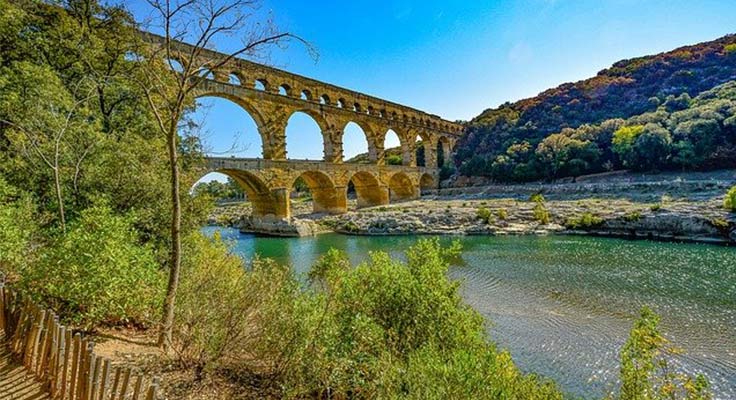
206,157,437,220
157,34,463,219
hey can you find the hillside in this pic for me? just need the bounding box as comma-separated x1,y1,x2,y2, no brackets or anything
455,34,736,183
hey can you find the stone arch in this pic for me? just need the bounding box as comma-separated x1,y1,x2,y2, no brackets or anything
320,94,331,105
341,120,376,163
301,89,313,101
348,171,388,208
382,129,403,166
290,171,346,214
228,73,242,85
285,110,330,160
254,78,269,91
388,172,418,202
420,173,436,192
192,92,271,158
278,84,292,96
216,169,287,218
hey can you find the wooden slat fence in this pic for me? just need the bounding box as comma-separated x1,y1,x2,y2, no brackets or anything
0,279,160,400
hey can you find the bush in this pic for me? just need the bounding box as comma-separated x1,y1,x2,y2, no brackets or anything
0,178,38,278
173,232,299,375
19,205,163,328
724,186,736,211
497,208,509,220
565,213,604,229
476,207,493,224
624,211,642,222
612,307,711,400
265,239,562,398
530,195,551,225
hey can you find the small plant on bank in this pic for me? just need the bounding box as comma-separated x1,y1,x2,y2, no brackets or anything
530,194,551,225
565,213,604,229
623,211,642,222
650,204,662,212
497,208,509,221
476,207,493,224
724,186,736,212
612,306,711,400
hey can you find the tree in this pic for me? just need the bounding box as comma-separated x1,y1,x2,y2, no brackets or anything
135,0,312,350
0,62,97,232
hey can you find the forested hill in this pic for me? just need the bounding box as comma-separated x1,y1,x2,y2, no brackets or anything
455,34,736,183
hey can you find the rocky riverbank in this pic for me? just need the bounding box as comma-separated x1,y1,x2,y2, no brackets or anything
208,170,736,244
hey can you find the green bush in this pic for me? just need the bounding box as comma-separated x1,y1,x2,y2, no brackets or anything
613,307,711,400
19,205,163,328
497,208,509,220
623,211,642,222
0,178,38,277
173,232,298,374
265,239,562,399
476,207,493,224
533,203,551,224
565,213,604,229
724,186,736,211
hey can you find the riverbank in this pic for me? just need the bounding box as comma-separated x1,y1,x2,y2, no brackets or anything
210,198,735,245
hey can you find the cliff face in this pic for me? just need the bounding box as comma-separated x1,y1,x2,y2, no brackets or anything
456,34,736,183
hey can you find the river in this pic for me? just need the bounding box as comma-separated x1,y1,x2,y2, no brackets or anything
202,227,736,399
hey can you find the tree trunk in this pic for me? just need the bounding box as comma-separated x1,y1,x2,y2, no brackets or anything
53,163,66,233
159,124,182,351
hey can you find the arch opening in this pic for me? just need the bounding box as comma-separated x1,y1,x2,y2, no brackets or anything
320,94,330,105
301,90,313,101
337,98,346,108
389,172,418,202
192,172,245,203
343,122,371,163
254,79,268,91
285,111,326,160
348,171,387,209
228,73,241,85
415,135,426,167
420,173,436,194
383,129,403,166
190,95,265,158
278,84,292,96
290,171,345,216
165,58,184,73
193,169,286,218
198,68,214,79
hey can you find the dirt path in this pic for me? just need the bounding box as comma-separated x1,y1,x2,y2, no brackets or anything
0,334,49,400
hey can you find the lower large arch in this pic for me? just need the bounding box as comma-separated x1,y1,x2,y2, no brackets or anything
388,172,419,202
348,171,388,208
291,171,346,214
420,173,436,193
218,169,289,219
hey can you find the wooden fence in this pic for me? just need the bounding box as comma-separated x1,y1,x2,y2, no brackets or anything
0,280,160,400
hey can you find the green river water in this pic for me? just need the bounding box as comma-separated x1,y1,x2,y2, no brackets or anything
202,227,736,399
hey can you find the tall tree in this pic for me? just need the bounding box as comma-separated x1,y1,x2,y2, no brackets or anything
135,0,312,350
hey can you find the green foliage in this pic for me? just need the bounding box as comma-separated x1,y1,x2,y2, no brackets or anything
19,205,164,328
725,44,736,54
476,207,493,224
457,35,736,183
193,178,244,201
173,232,297,373
530,194,551,224
565,212,604,229
386,154,404,165
0,177,38,276
724,186,736,211
613,307,712,400
624,211,643,222
241,239,562,398
497,208,509,220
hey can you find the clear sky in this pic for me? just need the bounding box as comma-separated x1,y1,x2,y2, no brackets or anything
126,0,736,168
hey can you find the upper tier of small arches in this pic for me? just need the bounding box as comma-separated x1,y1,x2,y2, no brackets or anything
190,66,462,134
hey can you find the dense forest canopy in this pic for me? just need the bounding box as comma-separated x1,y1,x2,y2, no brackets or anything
455,35,736,183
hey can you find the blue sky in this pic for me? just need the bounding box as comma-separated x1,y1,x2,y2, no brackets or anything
126,0,736,167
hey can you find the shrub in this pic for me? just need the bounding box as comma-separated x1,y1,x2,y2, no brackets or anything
724,186,736,211
624,211,642,222
613,307,711,400
533,203,551,224
650,204,662,212
529,193,546,203
565,213,604,229
20,205,163,328
497,208,509,220
0,178,38,278
173,232,298,375
476,207,493,224
268,239,562,399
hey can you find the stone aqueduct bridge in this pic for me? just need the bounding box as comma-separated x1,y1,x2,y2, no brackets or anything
169,36,464,219
205,157,438,220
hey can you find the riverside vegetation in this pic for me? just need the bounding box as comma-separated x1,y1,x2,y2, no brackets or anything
0,0,727,398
